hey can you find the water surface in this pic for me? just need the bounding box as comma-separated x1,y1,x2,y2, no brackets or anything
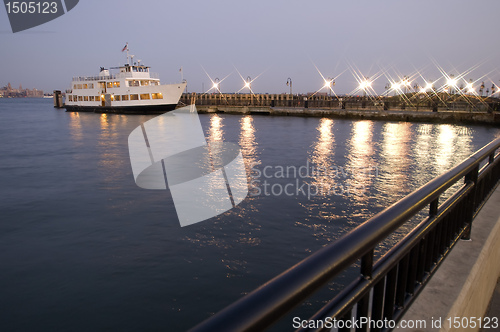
0,99,499,331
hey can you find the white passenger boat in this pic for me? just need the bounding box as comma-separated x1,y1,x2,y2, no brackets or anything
64,44,186,114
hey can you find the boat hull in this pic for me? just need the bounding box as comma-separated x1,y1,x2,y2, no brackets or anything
65,103,178,114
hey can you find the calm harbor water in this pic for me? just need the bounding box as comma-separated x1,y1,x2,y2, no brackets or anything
1,99,499,331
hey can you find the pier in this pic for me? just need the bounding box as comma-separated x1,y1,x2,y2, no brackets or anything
180,93,500,125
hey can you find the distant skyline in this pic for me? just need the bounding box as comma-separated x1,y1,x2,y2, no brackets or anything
1,0,500,95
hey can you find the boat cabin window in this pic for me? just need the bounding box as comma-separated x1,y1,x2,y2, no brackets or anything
140,93,150,100
130,94,139,100
107,82,113,88
122,95,129,101
113,82,120,88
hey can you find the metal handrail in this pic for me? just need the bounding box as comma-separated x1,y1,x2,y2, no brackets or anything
190,137,500,332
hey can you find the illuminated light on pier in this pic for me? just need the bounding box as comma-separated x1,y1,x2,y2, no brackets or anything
466,81,474,93
200,66,232,94
359,78,371,91
212,78,220,92
233,66,265,95
391,82,401,90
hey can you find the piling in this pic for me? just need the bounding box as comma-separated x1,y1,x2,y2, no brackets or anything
53,90,63,108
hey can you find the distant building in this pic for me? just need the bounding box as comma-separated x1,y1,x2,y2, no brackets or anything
0,82,43,98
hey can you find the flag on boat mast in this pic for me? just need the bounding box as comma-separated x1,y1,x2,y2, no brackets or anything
122,43,128,52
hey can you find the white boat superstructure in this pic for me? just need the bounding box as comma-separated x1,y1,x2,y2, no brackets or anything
64,45,186,114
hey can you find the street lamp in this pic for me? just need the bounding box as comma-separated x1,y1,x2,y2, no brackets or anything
286,77,292,96
213,78,220,105
466,79,473,94
402,76,411,94
391,82,401,96
446,74,457,94
213,77,220,92
424,82,433,93
324,77,334,96
245,76,251,91
359,77,371,97
246,76,252,105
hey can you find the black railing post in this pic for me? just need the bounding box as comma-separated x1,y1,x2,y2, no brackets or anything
395,255,410,308
371,280,385,332
406,246,419,294
361,249,374,279
383,266,398,320
429,198,439,216
462,165,479,240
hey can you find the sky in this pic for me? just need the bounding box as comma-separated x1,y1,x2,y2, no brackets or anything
1,0,500,95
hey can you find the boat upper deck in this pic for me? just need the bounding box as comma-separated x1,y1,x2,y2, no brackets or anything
72,64,159,82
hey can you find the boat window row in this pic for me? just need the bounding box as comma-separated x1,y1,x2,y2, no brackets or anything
73,80,159,90
73,83,94,89
68,95,100,102
128,80,160,87
68,93,163,102
125,66,149,73
96,82,121,89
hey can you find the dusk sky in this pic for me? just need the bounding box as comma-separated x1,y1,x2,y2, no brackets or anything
1,0,500,95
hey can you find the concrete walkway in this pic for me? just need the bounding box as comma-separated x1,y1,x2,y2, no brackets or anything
481,278,500,331
394,185,500,332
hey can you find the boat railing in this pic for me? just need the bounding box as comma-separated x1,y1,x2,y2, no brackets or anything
72,72,159,82
190,137,500,332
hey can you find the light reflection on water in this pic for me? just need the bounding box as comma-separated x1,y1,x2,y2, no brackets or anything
346,120,376,204
377,122,413,202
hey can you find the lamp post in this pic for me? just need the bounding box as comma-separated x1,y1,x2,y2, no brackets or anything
246,76,252,105
286,77,292,95
402,76,410,95
447,74,456,95
213,78,220,92
213,77,220,105
466,79,473,95
286,77,293,106
359,77,370,98
324,77,334,97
